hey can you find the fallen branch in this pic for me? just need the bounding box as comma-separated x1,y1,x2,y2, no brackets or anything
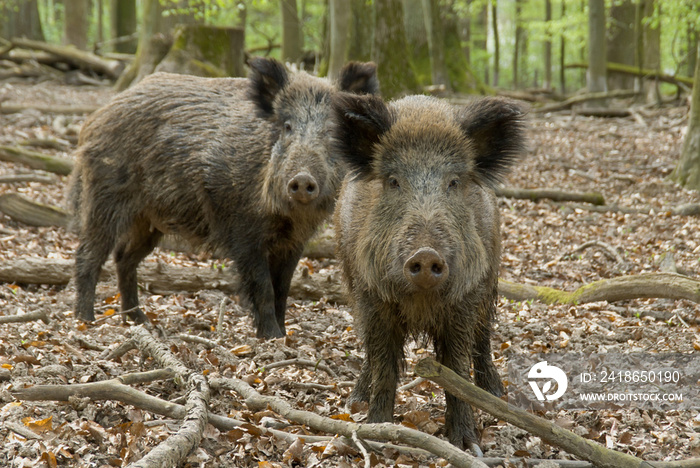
565,62,694,87
2,257,699,309
126,326,210,468
416,359,636,468
262,358,338,379
0,103,100,115
11,37,124,79
496,187,605,205
498,272,700,305
0,145,74,175
562,240,625,265
209,376,487,468
416,359,700,468
0,173,59,184
0,193,70,228
535,90,640,114
0,309,50,324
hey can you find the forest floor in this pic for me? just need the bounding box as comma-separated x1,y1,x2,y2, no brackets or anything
0,79,698,467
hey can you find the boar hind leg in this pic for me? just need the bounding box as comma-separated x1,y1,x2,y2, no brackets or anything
236,249,284,339
436,336,482,455
74,226,118,322
472,302,505,397
269,249,303,336
114,219,162,323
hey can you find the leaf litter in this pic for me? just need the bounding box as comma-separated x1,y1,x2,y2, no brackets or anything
0,80,698,466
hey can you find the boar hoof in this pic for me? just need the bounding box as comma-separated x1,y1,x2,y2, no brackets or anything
403,247,449,290
256,322,285,340
287,173,319,204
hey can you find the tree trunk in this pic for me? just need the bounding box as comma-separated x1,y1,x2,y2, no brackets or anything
607,0,635,90
671,46,700,192
155,25,245,78
513,0,521,89
422,0,449,90
402,0,429,86
559,0,565,93
111,0,137,53
0,0,45,41
642,0,661,104
372,0,418,98
442,1,485,94
280,0,302,64
64,0,89,49
586,0,607,106
348,0,373,62
472,1,489,84
491,0,499,87
328,0,350,81
543,0,552,90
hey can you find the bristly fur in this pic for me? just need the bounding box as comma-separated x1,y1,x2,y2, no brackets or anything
458,97,528,188
331,92,394,177
68,57,379,340
247,57,289,117
333,93,527,452
337,62,380,96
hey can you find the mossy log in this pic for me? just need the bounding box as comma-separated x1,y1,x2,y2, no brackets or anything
565,62,694,88
498,273,700,305
535,89,640,113
0,193,69,228
495,187,605,205
1,257,699,308
10,37,125,79
155,25,245,78
0,145,74,175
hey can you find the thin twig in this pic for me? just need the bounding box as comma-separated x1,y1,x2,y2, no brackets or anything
352,430,371,468
262,358,338,379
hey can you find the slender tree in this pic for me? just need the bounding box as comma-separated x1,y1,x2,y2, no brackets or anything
543,0,552,90
491,0,499,87
586,0,607,103
348,0,373,62
372,0,418,98
607,0,636,90
0,0,45,41
328,0,350,80
671,46,700,191
642,0,661,103
559,0,566,93
422,0,450,89
111,0,137,53
280,0,302,63
513,0,522,89
64,0,89,49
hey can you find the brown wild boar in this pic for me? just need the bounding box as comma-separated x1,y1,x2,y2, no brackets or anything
332,93,526,453
68,57,378,338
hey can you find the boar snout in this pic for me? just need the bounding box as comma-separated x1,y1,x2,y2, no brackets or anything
403,247,449,290
287,172,319,204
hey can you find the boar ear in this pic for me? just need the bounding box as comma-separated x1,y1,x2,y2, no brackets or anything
332,92,393,175
247,57,289,116
338,62,380,95
458,97,527,187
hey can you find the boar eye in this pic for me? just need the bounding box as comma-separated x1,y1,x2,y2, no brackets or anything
388,176,400,189
448,178,459,189
284,121,293,133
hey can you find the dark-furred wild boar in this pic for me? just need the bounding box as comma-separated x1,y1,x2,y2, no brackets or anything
332,93,526,453
68,57,379,338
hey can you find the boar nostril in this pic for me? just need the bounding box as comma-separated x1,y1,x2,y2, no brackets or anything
404,247,449,290
288,173,319,204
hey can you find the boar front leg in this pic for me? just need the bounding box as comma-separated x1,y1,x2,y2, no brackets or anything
435,328,482,456
361,298,405,424
236,248,284,339
269,247,304,336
